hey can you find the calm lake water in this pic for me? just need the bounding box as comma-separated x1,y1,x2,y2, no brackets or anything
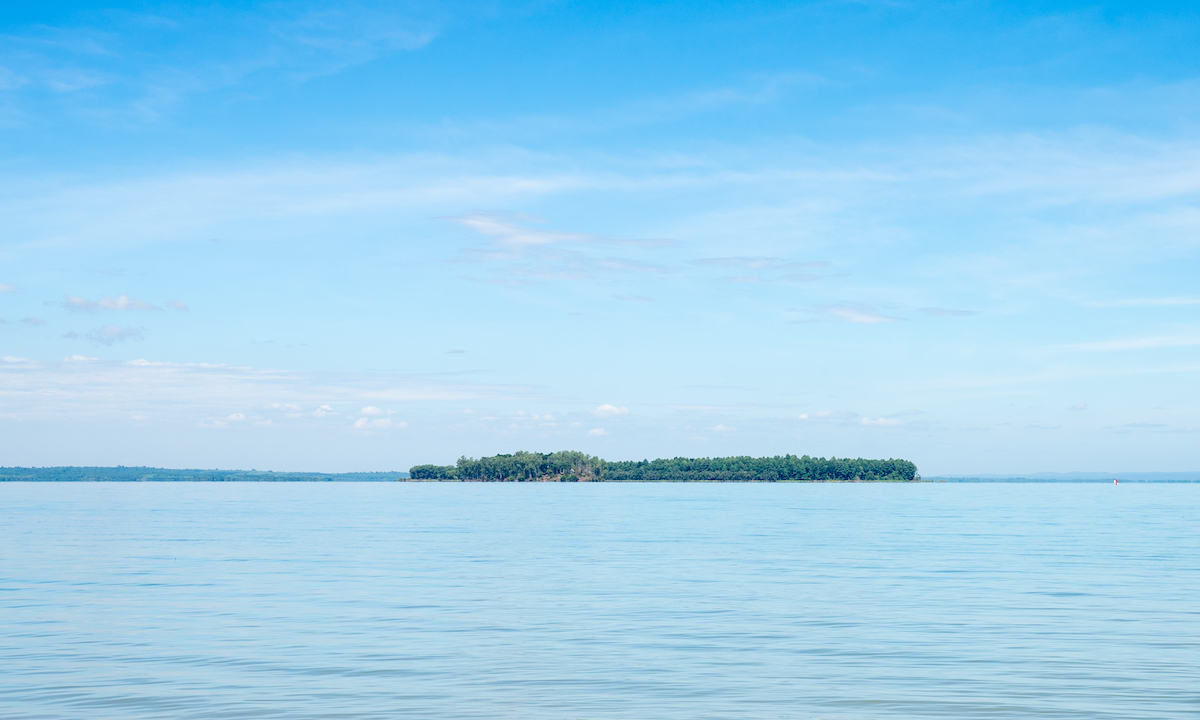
2,483,1196,719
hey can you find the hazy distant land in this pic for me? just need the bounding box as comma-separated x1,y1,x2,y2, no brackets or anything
928,472,1200,482
0,467,408,482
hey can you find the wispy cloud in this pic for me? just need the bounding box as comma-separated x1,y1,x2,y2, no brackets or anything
453,213,674,282
799,410,859,421
694,256,828,270
87,325,144,345
920,307,977,317
1083,296,1200,308
0,357,529,423
820,303,901,324
166,300,189,310
1060,335,1200,352
694,257,829,285
453,213,596,248
0,3,444,123
453,213,670,249
64,294,159,311
0,284,18,293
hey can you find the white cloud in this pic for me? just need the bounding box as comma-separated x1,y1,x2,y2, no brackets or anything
825,303,902,324
799,410,858,421
820,303,901,324
87,325,144,345
1070,403,1089,410
21,317,47,326
65,294,158,311
360,406,393,416
166,300,189,310
312,405,337,417
197,412,252,429
124,359,224,368
0,284,18,293
453,213,595,248
352,417,405,431
587,427,607,436
64,355,98,363
593,403,629,417
268,403,302,412
860,417,901,426
2,356,35,363
711,424,736,432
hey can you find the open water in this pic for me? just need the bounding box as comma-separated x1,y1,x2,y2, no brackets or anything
1,483,1196,719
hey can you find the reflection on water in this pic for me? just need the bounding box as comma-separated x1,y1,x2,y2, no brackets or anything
2,483,1197,719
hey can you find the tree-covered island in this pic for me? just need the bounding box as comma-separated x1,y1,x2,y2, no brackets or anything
409,451,918,482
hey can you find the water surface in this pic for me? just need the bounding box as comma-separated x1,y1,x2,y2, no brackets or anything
2,483,1196,719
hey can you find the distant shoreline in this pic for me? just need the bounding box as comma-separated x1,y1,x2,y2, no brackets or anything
3,467,1197,483
0,467,408,482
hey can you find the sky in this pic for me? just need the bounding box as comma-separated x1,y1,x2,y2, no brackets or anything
2,0,1200,474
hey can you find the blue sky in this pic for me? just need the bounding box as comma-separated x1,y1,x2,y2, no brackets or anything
3,0,1200,474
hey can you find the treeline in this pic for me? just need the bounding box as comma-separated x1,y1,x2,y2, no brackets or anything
409,452,918,482
410,451,604,482
0,467,408,482
604,455,917,482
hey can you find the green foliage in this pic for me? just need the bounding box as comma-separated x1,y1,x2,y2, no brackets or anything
407,452,918,482
602,455,917,482
437,451,605,481
408,464,458,480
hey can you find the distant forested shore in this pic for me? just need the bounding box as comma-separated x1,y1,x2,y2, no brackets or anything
0,467,407,482
410,451,919,482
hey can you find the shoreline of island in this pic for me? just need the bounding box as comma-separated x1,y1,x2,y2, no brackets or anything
409,451,919,482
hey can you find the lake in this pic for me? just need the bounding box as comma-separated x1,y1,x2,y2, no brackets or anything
2,483,1196,719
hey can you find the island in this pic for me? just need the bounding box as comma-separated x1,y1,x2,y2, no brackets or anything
409,451,918,482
